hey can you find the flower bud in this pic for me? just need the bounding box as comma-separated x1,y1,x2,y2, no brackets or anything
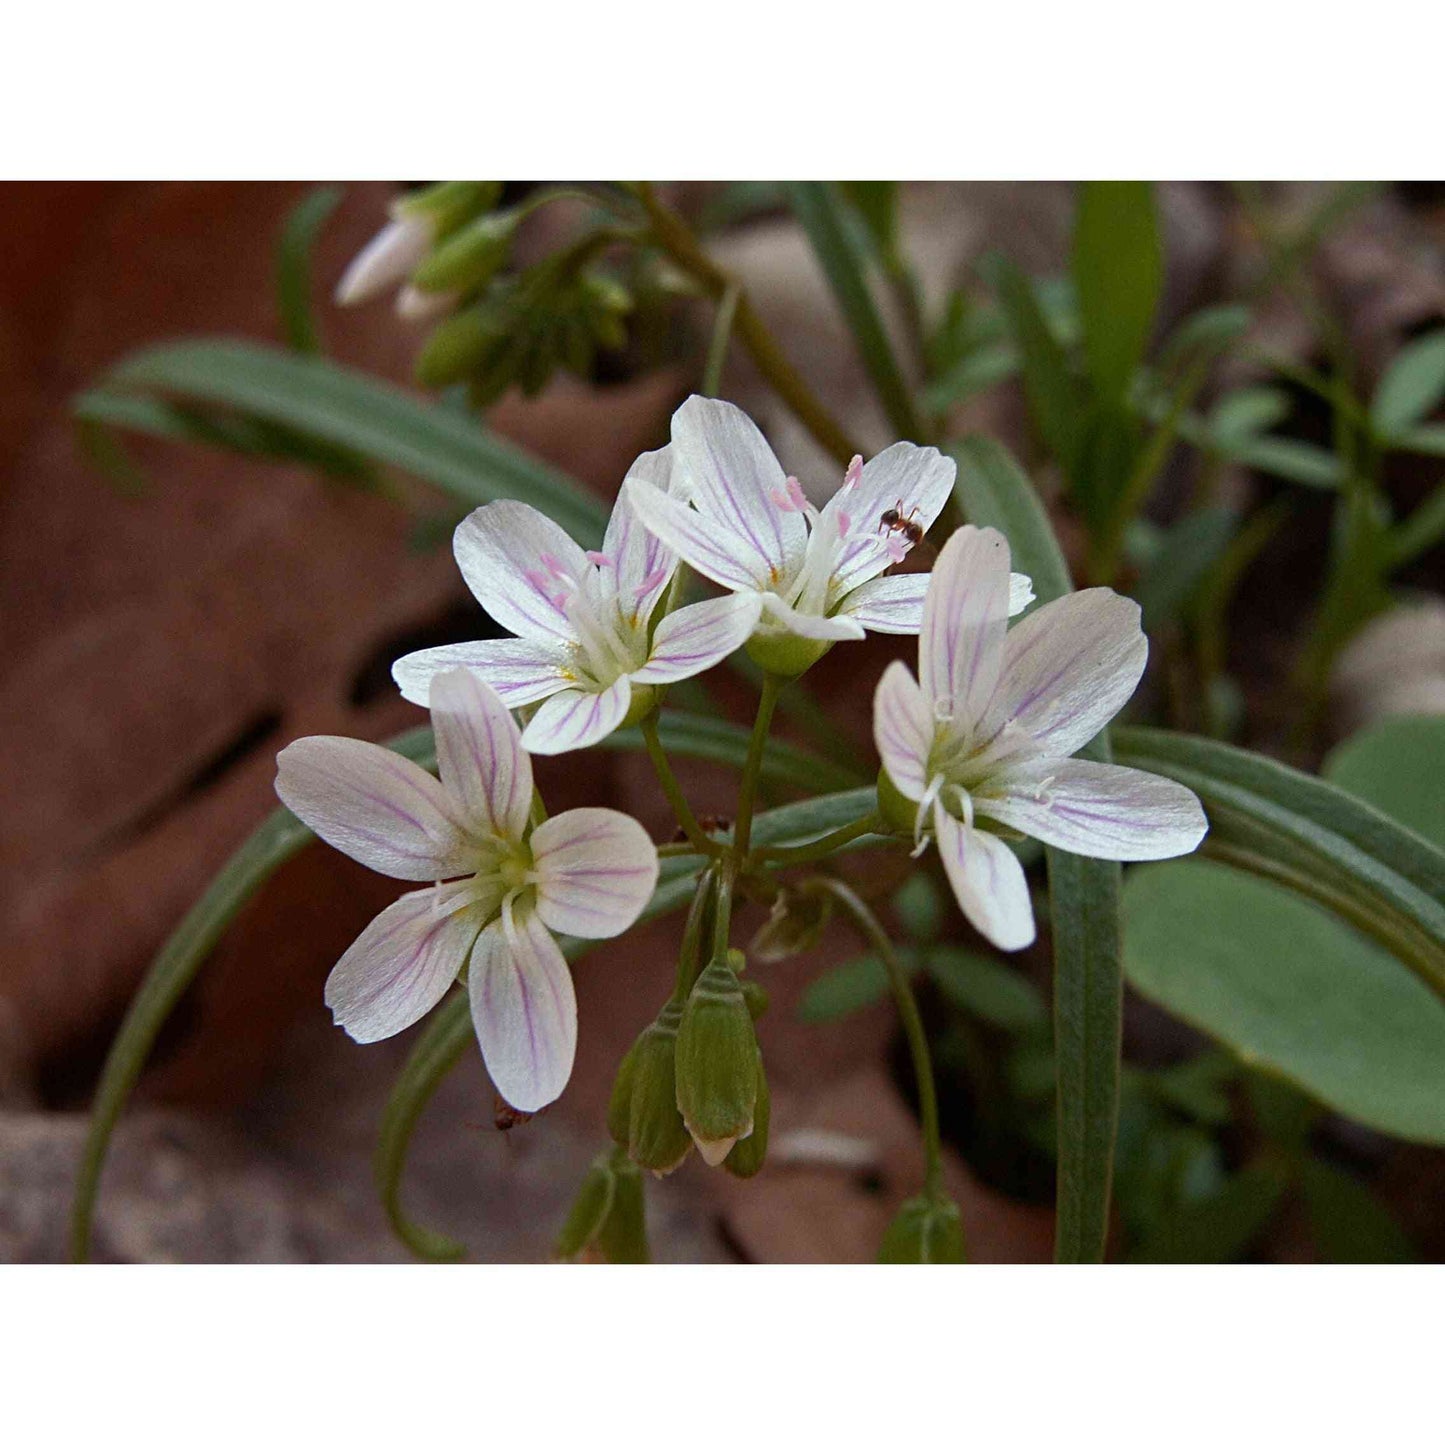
625,1000,693,1176
414,305,505,387
675,958,759,1166
723,1050,770,1179
410,210,519,297
594,1154,649,1264
394,181,503,240
751,887,832,963
607,1036,641,1147
877,1194,966,1263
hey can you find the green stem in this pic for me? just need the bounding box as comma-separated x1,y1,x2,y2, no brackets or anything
702,281,742,398
631,182,861,466
811,878,945,1199
672,872,717,1003
733,673,782,859
711,861,736,962
639,712,722,857
752,811,883,868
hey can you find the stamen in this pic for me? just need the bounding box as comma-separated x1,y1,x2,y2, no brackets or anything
585,550,612,568
842,454,863,490
913,773,946,855
835,508,853,538
771,475,810,513
933,697,954,723
634,563,670,599
884,535,908,565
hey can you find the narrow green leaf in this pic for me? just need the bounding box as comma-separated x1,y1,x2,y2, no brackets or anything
276,186,343,355
1126,1161,1289,1263
1113,725,1445,1002
923,949,1047,1032
799,952,918,1023
1370,329,1445,438
979,252,1086,480
1154,304,1251,376
1324,715,1445,849
1209,387,1291,447
1298,1158,1415,1263
1231,435,1343,489
1123,859,1445,1144
1397,423,1445,458
1133,506,1238,631
921,342,1018,414
1386,480,1445,568
374,992,473,1261
788,181,924,442
947,431,1123,1262
1071,181,1163,402
838,181,899,256
80,338,608,546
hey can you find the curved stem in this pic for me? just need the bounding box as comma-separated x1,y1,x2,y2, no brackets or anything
809,878,945,1199
752,811,884,868
672,871,717,1003
631,182,860,466
640,712,722,857
733,673,782,859
702,281,742,398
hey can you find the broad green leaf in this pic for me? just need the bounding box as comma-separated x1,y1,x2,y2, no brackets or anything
1143,1052,1237,1128
1209,387,1290,447
276,186,343,355
1398,423,1445,458
923,949,1047,1033
979,251,1086,480
1370,329,1445,438
1071,182,1163,403
799,951,918,1023
1126,1160,1290,1263
947,432,1123,1263
1231,435,1343,489
891,872,945,944
1123,859,1445,1144
1133,506,1237,631
76,338,608,546
788,182,924,442
1113,725,1445,1002
1298,1158,1415,1263
1325,715,1445,849
1154,304,1251,376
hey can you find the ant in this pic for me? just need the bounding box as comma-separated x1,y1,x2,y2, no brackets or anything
671,814,732,844
493,1097,540,1131
878,500,925,548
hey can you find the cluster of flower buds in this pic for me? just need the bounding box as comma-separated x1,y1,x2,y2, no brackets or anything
877,1193,967,1264
608,945,770,1179
337,180,634,403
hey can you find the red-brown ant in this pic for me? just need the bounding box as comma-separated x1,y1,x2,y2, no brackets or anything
878,501,925,548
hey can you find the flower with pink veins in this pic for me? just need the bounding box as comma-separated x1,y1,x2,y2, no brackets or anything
873,526,1207,952
275,669,659,1111
622,395,1034,675
391,447,761,754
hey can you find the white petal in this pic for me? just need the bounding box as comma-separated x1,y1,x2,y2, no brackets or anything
920,525,1011,727
325,884,480,1042
521,676,632,755
985,588,1147,758
836,572,929,634
976,758,1208,861
275,736,473,881
1009,573,1036,616
632,593,762,684
670,395,807,585
873,659,933,802
934,806,1036,951
622,476,771,594
821,442,956,596
334,215,430,305
759,591,866,642
531,807,660,939
469,908,577,1111
603,446,679,622
392,638,574,708
430,670,532,841
453,500,591,645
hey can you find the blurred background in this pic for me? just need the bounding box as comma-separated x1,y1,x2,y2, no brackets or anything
2,181,1443,1262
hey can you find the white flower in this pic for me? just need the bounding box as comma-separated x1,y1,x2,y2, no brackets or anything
334,211,434,307
274,669,659,1110
621,396,1034,672
873,525,1208,952
392,447,761,754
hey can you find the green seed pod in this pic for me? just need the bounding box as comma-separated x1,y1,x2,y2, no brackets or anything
595,1154,650,1264
675,959,759,1166
555,1152,616,1260
877,1194,966,1264
627,1000,693,1176
723,1051,770,1179
410,210,519,296
607,1037,642,1147
751,887,832,963
414,306,505,388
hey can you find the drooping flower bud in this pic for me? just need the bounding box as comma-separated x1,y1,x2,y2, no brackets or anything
675,958,759,1166
555,1148,650,1263
414,304,506,387
624,1000,693,1176
751,886,833,963
410,210,520,299
723,1049,770,1179
877,1193,966,1263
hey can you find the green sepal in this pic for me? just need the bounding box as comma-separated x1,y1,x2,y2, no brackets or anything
877,1194,966,1263
675,959,760,1164
595,1153,650,1264
411,210,519,296
723,1052,771,1179
395,181,502,240
744,631,833,678
627,1000,693,1176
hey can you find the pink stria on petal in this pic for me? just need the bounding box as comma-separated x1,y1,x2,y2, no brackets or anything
934,807,1036,952
531,807,660,939
520,676,633,755
429,669,532,841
